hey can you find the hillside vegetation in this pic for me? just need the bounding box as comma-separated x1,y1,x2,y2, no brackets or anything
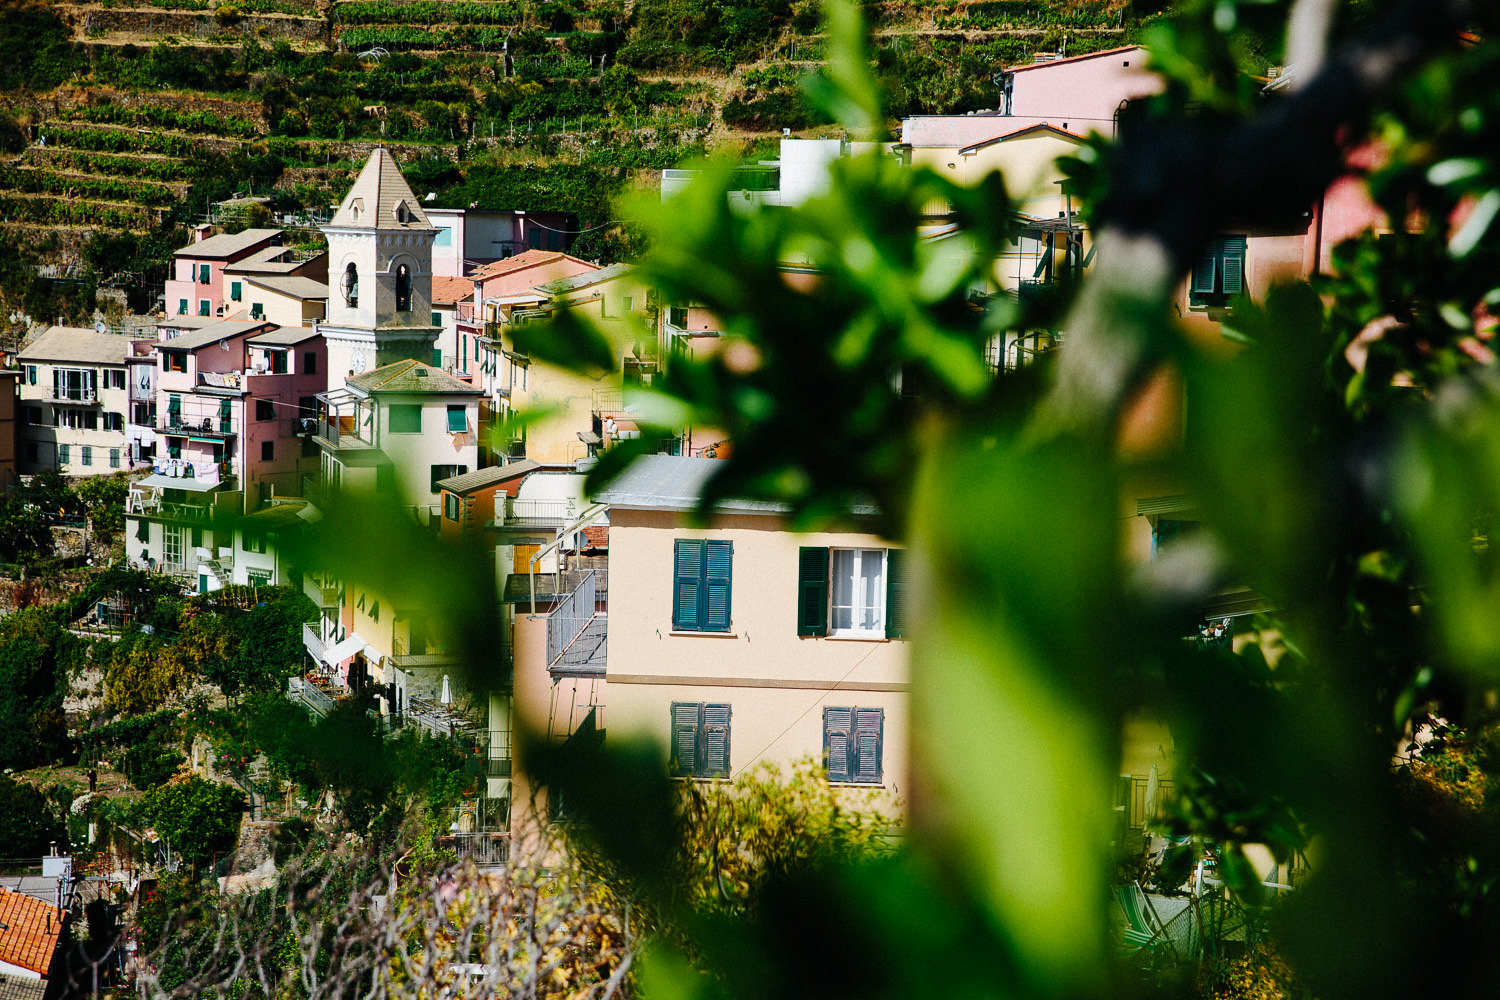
0,0,1141,324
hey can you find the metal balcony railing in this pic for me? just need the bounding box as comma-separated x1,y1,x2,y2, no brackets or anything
406,695,481,738
287,675,336,718
547,571,606,675
496,496,578,526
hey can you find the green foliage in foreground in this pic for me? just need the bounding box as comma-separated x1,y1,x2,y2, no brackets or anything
527,2,1500,999
0,774,68,860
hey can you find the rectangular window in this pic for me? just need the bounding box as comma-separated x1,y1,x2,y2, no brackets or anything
199,299,211,316
446,405,467,433
668,306,688,328
623,296,633,312
430,464,466,492
670,702,731,778
251,303,264,320
106,369,125,390
303,352,316,375
132,401,153,425
163,352,186,373
444,492,460,522
244,530,266,554
261,440,274,461
23,406,41,425
255,399,274,421
178,299,188,315
673,538,732,632
104,412,123,431
247,570,272,587
231,280,242,302
81,445,92,467
798,547,906,639
59,444,69,466
431,312,442,327
198,263,210,284
433,348,444,367
268,350,288,374
24,364,37,385
53,367,96,402
389,404,422,433
824,707,884,784
1189,235,1247,308
110,448,120,469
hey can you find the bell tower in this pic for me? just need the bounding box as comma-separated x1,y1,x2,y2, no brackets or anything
318,149,441,386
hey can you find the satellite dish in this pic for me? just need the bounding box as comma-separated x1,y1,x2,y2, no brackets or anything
219,339,230,351
94,320,107,334
425,192,436,202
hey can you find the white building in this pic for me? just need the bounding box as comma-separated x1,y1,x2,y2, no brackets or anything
16,326,133,475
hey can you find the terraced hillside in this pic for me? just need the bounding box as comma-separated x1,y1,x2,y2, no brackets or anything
0,0,1139,321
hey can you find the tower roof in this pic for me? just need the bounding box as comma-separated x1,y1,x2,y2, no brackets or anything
327,149,436,231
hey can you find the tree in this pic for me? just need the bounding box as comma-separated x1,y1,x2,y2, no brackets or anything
0,774,67,857
0,609,67,768
142,775,246,866
75,473,130,540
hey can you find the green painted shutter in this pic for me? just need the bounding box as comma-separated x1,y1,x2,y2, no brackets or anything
432,349,443,366
885,549,908,639
1191,254,1217,295
231,281,242,301
168,394,181,417
852,707,884,783
824,707,853,782
219,398,232,432
673,539,704,631
670,702,700,777
798,546,829,636
702,704,731,777
1220,237,1247,295
704,540,733,631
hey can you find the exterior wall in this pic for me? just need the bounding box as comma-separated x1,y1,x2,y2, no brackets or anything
1005,47,1161,133
370,393,480,518
508,273,655,465
17,360,131,475
241,286,325,327
1177,227,1308,349
243,341,326,504
920,129,1081,217
438,480,506,542
126,349,157,467
604,509,910,796
0,371,18,489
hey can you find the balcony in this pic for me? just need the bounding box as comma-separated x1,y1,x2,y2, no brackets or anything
159,398,241,439
494,496,580,528
302,575,339,610
406,694,482,738
391,635,460,669
286,674,338,718
313,390,375,449
547,570,605,678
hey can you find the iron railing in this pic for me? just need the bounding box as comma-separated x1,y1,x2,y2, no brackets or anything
547,571,606,674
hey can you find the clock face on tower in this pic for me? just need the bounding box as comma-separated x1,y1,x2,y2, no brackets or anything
352,350,367,373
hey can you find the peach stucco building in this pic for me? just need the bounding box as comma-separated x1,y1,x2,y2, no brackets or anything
508,456,910,838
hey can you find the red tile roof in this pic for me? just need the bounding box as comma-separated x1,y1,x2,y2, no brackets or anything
0,886,63,977
468,250,595,281
430,275,474,305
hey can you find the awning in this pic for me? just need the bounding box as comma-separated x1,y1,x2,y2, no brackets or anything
323,631,371,664
136,473,221,493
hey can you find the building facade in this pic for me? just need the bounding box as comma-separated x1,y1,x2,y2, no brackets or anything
16,326,132,476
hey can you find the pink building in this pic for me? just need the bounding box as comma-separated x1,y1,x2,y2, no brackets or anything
427,208,581,277
163,228,284,320
153,318,326,508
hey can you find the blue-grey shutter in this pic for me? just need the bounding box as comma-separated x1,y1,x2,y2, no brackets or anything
852,707,884,783
824,707,853,782
702,703,731,777
704,540,733,631
798,546,829,636
1220,237,1247,295
885,549,908,639
1191,253,1217,295
670,702,700,777
674,540,704,631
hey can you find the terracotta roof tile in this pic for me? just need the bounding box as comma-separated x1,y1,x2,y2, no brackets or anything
430,275,475,305
0,886,63,977
469,250,595,281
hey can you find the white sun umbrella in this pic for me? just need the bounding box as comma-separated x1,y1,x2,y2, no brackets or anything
441,674,452,705
1143,763,1161,831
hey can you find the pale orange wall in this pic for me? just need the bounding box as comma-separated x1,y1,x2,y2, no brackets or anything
604,508,911,799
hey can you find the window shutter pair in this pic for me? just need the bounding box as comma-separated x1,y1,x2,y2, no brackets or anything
670,702,731,778
1192,237,1247,297
797,547,908,638
824,706,883,783
673,539,732,631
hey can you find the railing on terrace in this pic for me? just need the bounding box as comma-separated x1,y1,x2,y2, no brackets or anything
592,387,625,416
302,575,338,609
406,695,481,738
315,411,373,448
455,302,479,324
1119,774,1176,830
159,405,241,438
496,496,579,526
441,831,510,868
547,571,606,675
287,675,336,718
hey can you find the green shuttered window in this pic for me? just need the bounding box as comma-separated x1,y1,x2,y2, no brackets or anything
797,547,908,639
673,539,732,632
824,706,884,783
670,702,731,778
1190,235,1247,306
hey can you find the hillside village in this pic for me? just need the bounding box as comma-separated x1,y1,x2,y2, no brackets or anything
0,6,1482,997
